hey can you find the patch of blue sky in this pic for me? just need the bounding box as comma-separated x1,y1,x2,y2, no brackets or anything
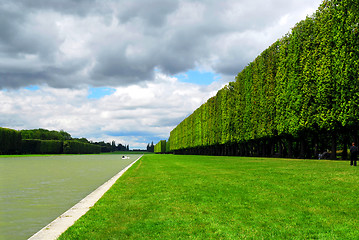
105,131,165,145
25,85,40,91
175,70,221,85
144,136,163,145
1,85,40,92
88,87,116,99
106,131,160,138
135,136,163,145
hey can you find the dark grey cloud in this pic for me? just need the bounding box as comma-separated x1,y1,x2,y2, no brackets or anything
117,0,179,27
90,54,156,86
157,35,206,75
0,8,24,46
0,56,89,88
0,0,322,89
16,0,100,16
0,2,66,88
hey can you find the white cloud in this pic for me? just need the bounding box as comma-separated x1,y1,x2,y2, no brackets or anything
0,72,222,148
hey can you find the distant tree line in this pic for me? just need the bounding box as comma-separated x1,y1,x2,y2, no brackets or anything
0,127,129,155
170,0,359,159
21,129,71,141
92,140,129,153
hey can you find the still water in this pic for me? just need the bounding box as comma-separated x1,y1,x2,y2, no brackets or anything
0,154,139,240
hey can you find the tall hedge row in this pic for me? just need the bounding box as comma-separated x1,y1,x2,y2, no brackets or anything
21,140,63,154
63,141,101,154
166,138,171,153
0,127,102,155
154,140,167,153
170,0,359,159
0,127,22,154
21,140,101,154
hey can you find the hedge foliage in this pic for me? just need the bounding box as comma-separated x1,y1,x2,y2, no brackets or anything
22,140,63,154
1,127,102,155
63,141,101,154
21,129,71,141
20,140,101,154
154,140,167,153
170,0,359,158
0,127,22,154
166,139,171,153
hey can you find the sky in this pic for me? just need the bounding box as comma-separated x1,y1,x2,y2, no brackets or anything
0,0,323,149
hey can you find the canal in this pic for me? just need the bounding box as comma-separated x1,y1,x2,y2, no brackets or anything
0,154,140,240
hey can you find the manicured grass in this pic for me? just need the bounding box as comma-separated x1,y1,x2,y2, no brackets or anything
59,155,359,239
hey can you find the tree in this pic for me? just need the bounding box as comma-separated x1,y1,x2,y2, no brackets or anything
60,130,72,140
147,142,154,152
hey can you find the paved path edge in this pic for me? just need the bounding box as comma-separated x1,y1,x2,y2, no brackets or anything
28,155,143,240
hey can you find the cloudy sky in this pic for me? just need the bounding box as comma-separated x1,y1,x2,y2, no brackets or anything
0,0,322,149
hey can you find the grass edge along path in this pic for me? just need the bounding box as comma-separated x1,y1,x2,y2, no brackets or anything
59,154,359,239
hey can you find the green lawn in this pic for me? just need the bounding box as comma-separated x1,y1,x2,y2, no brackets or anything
59,154,359,239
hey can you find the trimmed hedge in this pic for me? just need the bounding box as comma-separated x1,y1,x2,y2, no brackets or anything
0,127,22,154
166,138,171,153
21,140,63,154
1,127,104,155
63,141,101,154
21,140,41,154
21,140,101,154
40,140,63,154
154,140,167,153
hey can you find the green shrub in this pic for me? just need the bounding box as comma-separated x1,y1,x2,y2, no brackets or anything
166,138,171,153
0,127,22,154
154,140,167,153
63,141,101,154
21,139,41,154
39,140,63,154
